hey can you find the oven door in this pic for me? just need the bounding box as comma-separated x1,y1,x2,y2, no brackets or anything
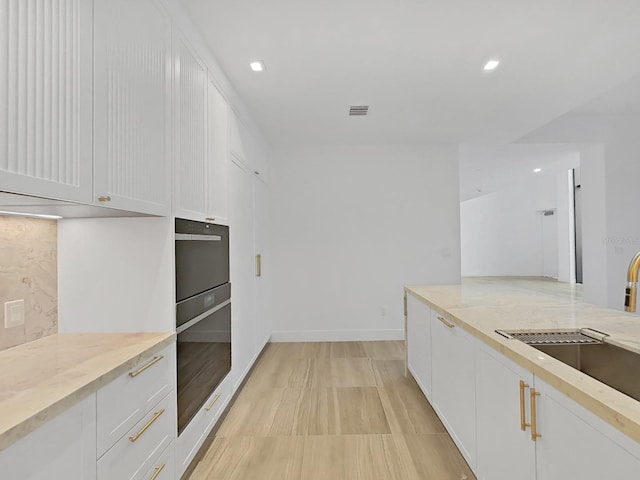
176,300,231,435
175,219,229,303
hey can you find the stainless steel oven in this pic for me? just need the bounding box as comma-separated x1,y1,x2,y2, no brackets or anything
175,219,231,435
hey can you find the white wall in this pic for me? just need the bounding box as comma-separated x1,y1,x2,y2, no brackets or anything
522,114,640,309
460,172,577,281
57,217,174,332
269,144,461,342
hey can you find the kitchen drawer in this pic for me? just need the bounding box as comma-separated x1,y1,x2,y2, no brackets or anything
141,442,175,480
177,374,230,478
97,343,176,457
97,392,176,480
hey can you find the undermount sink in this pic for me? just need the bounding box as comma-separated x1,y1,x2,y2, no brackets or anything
496,328,640,403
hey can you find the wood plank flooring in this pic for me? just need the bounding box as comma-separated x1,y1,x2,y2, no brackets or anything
186,341,476,480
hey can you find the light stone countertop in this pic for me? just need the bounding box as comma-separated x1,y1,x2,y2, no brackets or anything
405,277,640,444
0,332,175,452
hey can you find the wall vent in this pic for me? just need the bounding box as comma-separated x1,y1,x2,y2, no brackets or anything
349,105,369,116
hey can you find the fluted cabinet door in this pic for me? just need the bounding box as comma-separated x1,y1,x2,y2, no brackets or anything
0,0,93,202
206,79,229,224
93,0,172,215
173,32,208,221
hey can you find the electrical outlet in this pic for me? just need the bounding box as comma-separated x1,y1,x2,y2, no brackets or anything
4,299,25,328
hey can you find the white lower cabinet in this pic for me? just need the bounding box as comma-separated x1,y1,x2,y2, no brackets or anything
475,345,535,480
0,394,97,480
97,392,175,480
97,343,175,457
177,374,231,478
142,442,175,480
430,310,477,470
406,294,432,399
534,376,640,480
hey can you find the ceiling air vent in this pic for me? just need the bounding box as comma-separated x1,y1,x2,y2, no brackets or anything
349,105,369,116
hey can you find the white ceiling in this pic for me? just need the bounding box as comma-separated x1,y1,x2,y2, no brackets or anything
459,144,580,201
180,0,640,147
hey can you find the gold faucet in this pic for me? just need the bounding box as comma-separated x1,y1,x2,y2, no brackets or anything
624,251,640,312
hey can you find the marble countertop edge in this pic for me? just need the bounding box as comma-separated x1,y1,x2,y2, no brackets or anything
0,332,175,453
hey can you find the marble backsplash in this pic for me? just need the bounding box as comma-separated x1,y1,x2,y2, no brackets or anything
0,216,57,351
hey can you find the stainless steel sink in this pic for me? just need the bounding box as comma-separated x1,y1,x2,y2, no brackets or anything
533,342,640,402
496,328,640,402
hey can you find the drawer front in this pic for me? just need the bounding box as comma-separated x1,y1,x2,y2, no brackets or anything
97,393,176,480
141,442,175,480
176,375,230,478
97,343,176,457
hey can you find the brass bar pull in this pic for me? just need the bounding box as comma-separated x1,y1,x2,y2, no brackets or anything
129,409,165,442
129,355,164,378
530,389,542,440
205,394,221,411
437,316,455,328
98,196,111,202
256,254,262,277
205,217,216,222
519,380,530,431
149,464,166,480
403,293,407,317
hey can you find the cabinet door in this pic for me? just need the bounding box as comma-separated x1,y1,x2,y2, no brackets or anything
229,159,257,389
254,178,271,350
406,294,431,399
534,376,640,480
93,0,172,215
431,312,477,470
476,346,535,480
0,394,96,480
173,32,208,221
206,79,229,224
0,0,93,202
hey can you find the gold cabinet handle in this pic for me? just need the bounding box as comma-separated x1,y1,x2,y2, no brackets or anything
437,316,455,328
205,217,216,222
98,196,111,202
256,254,262,277
149,464,166,480
403,294,407,317
519,380,530,431
205,394,221,411
129,408,165,442
129,355,164,378
530,389,541,441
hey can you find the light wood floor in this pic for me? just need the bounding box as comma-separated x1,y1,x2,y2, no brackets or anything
186,341,476,480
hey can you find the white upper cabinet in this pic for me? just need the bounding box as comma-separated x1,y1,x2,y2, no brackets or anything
173,32,208,221
206,78,229,224
229,111,269,184
93,0,172,215
0,0,93,202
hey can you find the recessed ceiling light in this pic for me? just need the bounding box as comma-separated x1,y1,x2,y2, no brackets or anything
483,59,500,71
533,168,542,173
0,210,63,219
249,61,264,72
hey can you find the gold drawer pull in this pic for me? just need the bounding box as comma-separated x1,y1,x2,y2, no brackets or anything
530,389,541,441
205,394,221,411
205,217,216,222
98,196,111,202
149,463,166,480
437,316,455,328
129,355,164,378
519,380,530,431
256,254,262,277
129,409,165,442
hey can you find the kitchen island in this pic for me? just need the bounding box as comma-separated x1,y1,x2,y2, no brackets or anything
405,277,640,480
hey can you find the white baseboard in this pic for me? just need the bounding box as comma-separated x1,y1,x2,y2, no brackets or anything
270,329,404,343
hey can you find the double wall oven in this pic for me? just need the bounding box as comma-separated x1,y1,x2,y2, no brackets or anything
175,219,231,435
